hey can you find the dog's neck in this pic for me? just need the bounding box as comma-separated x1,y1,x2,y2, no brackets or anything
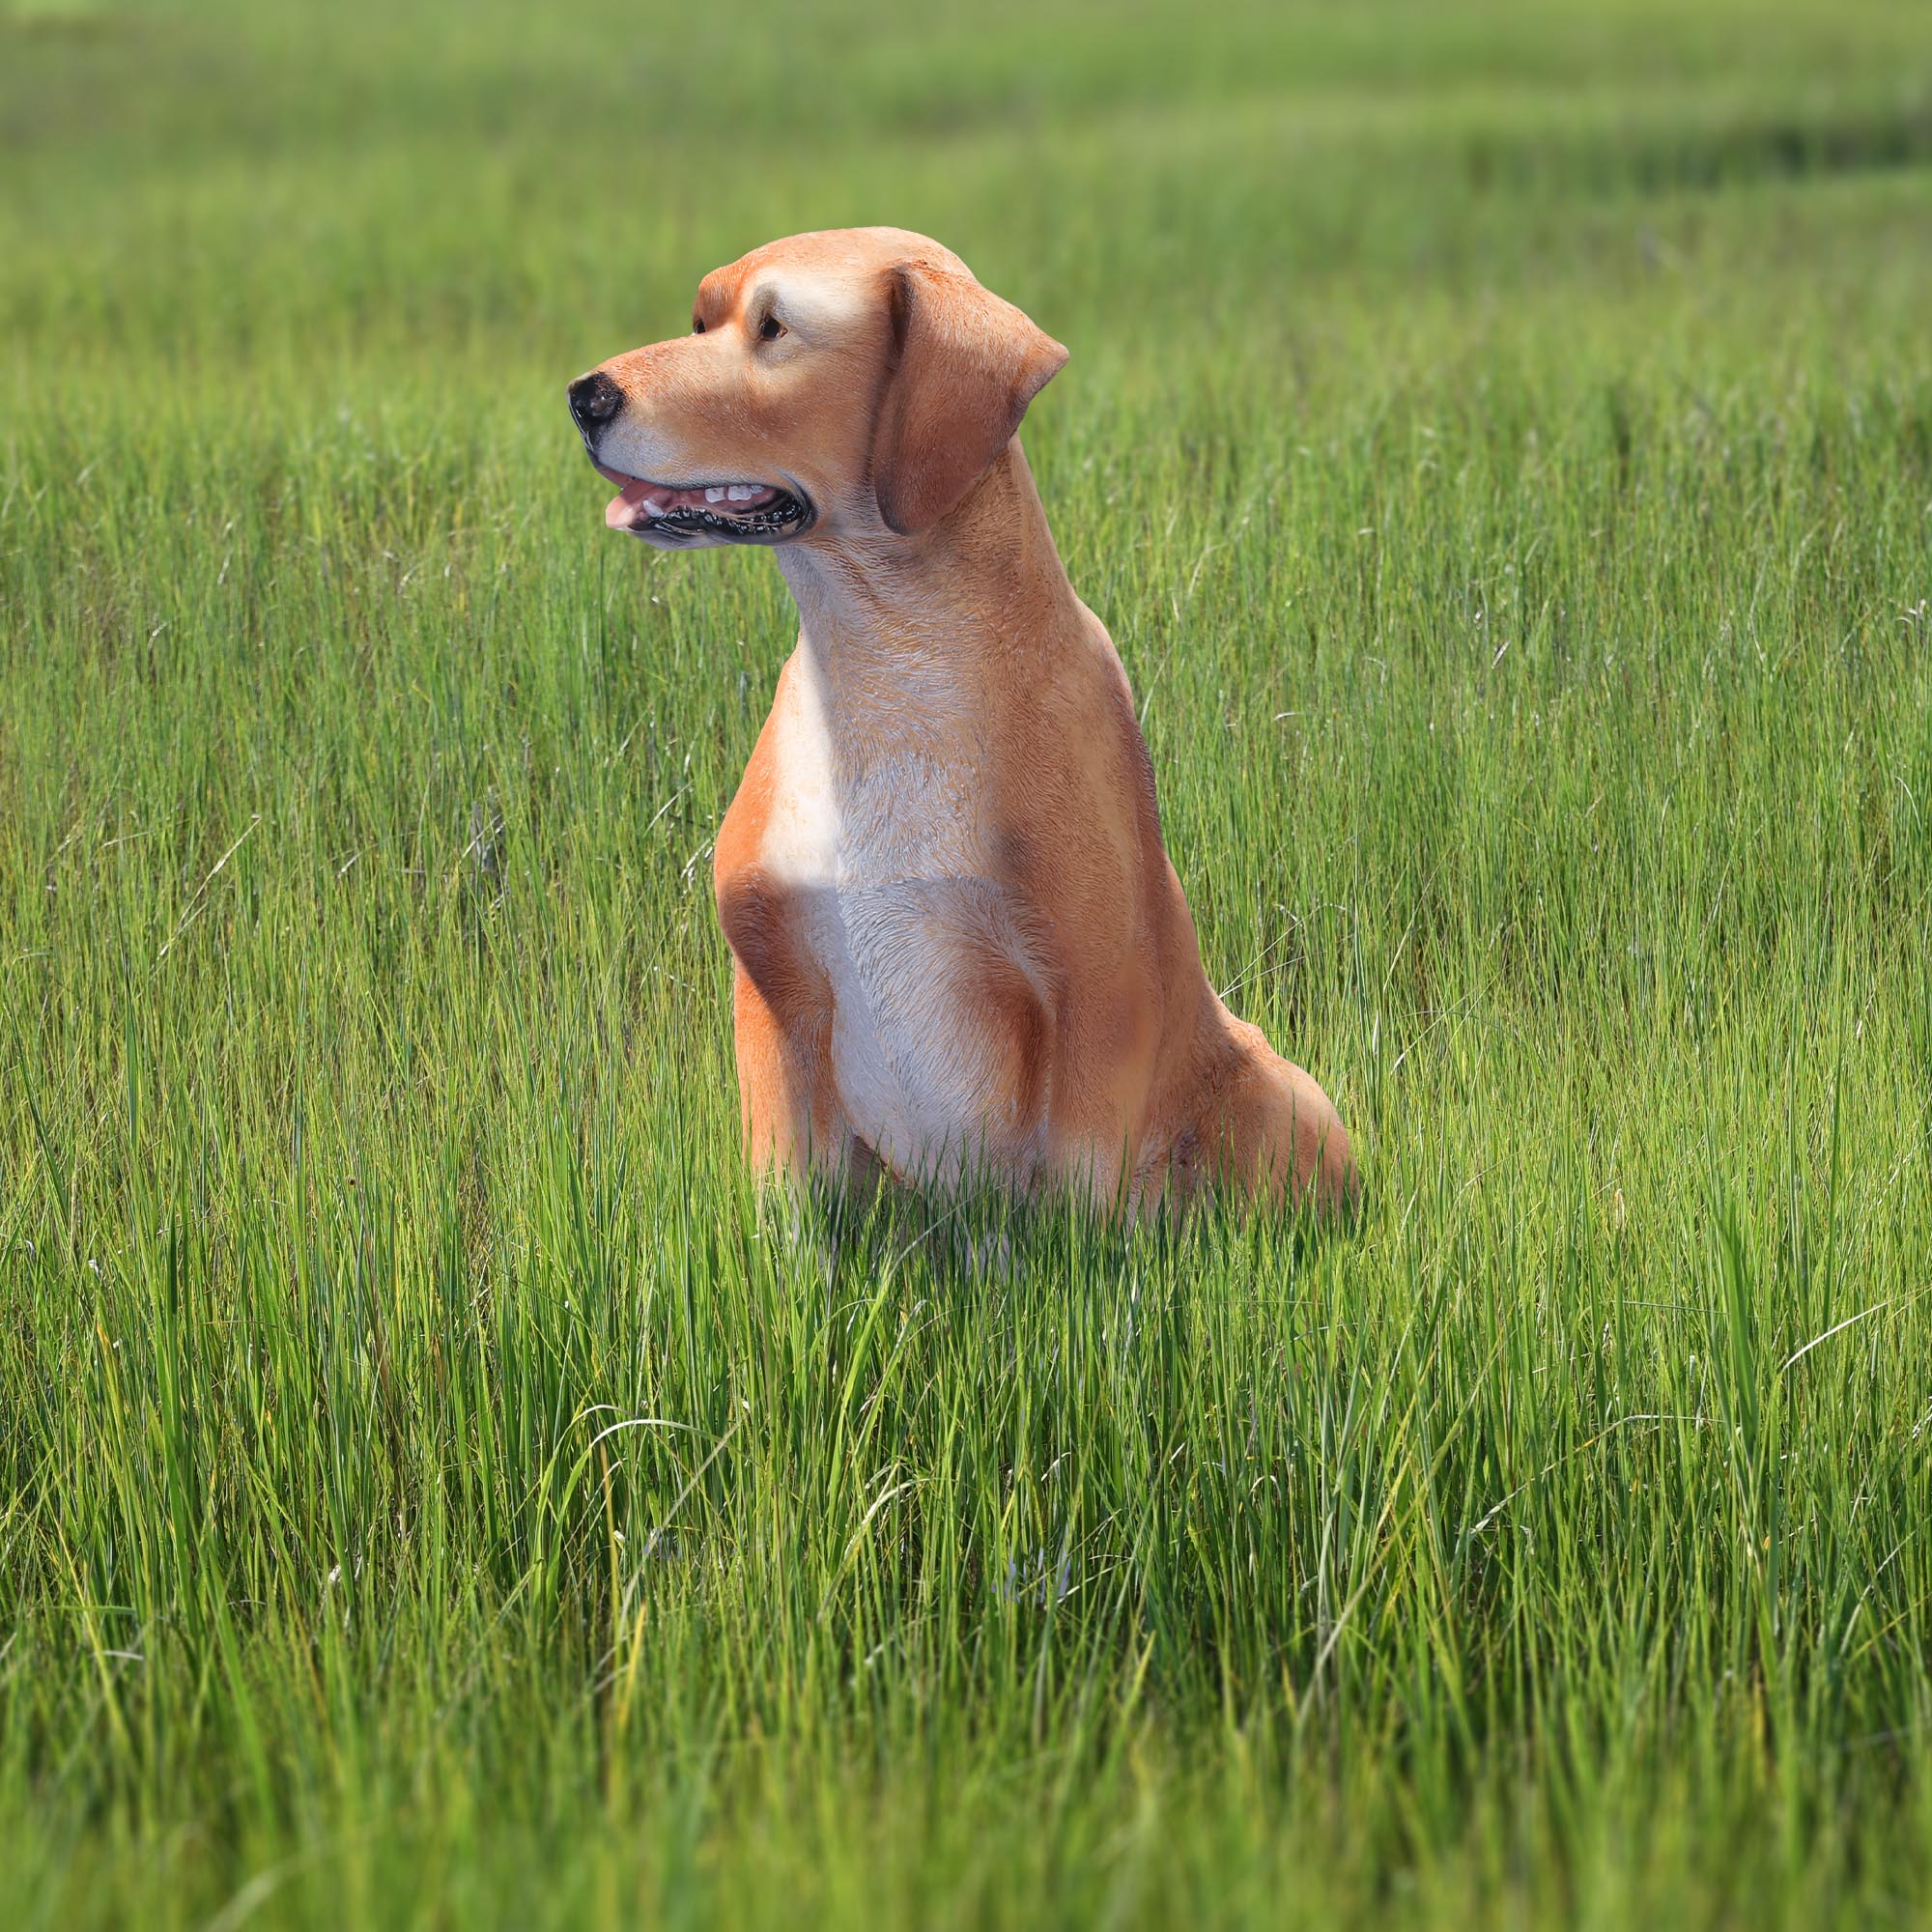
774,442,1078,728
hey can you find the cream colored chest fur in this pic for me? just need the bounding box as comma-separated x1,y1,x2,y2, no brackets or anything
757,650,1046,1179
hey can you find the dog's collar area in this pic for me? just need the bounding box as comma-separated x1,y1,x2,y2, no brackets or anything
595,462,813,543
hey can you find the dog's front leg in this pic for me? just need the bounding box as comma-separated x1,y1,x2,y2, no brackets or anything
718,861,878,1192
728,954,865,1185
731,954,887,1283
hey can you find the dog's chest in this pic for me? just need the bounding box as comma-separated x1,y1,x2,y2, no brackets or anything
758,667,1039,1173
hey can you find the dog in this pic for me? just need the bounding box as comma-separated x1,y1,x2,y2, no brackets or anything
568,227,1355,1213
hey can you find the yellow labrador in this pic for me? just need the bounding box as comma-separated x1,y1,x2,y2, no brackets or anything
569,227,1354,1211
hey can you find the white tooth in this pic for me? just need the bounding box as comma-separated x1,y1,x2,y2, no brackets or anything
705,487,726,503
642,499,666,518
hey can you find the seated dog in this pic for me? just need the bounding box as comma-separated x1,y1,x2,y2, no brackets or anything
569,227,1354,1212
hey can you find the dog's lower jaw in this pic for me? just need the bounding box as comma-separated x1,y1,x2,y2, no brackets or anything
619,493,814,547
595,462,816,546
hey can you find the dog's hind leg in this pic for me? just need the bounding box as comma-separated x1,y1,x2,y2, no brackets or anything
1195,1020,1358,1214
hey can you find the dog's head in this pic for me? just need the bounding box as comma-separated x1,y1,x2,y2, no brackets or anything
566,227,1066,550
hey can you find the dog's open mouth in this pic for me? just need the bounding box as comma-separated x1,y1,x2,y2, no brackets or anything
596,464,812,545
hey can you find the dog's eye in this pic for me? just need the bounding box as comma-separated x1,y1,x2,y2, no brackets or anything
692,317,705,333
759,316,784,342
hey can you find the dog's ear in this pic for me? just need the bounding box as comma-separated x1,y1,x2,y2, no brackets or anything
870,261,1067,536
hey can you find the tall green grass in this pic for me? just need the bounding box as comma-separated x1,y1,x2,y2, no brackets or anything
3,1,1931,1923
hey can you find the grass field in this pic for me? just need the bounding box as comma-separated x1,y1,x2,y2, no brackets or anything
5,0,1932,1923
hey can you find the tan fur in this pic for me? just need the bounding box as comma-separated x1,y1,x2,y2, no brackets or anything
575,227,1356,1212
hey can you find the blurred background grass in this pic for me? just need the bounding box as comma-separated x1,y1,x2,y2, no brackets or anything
4,2,1932,1927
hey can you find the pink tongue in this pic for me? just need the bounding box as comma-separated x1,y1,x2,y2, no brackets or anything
607,477,662,528
607,480,711,525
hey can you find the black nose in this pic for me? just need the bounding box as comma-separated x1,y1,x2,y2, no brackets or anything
567,371,623,436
